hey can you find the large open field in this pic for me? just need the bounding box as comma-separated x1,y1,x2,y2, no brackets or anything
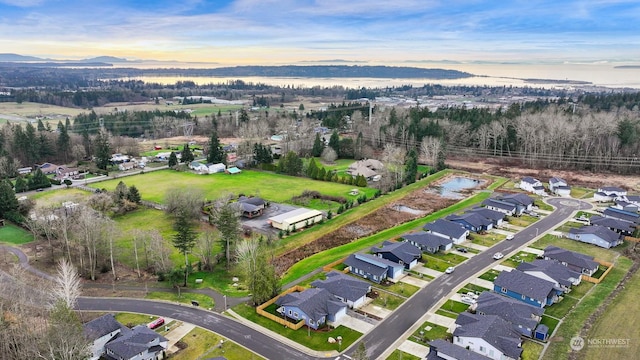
90,169,378,206
93,102,243,117
0,101,86,121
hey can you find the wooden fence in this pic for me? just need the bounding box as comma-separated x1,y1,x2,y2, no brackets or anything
624,236,640,243
322,257,349,273
581,259,614,284
256,285,307,330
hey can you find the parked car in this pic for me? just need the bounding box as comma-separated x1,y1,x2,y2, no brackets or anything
148,317,165,330
460,295,476,305
456,247,468,253
493,252,504,260
505,234,514,241
445,266,455,274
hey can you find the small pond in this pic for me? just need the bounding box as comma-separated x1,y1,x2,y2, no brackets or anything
433,177,485,199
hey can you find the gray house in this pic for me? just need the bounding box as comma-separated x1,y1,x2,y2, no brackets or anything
467,207,506,227
423,219,469,245
543,246,599,276
311,271,371,308
567,225,623,249
498,193,534,213
481,198,517,216
603,207,640,224
589,215,635,236
344,253,404,283
446,212,494,233
453,312,523,360
84,314,128,360
103,325,168,360
401,231,453,254
517,259,582,290
494,269,562,308
470,291,544,339
427,339,493,360
275,288,347,330
371,240,421,269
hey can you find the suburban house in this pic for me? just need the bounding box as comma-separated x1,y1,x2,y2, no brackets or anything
423,219,469,245
344,253,404,283
619,195,640,207
38,162,59,174
470,291,545,339
370,240,422,269
567,225,623,249
549,177,571,196
453,312,523,360
613,199,640,213
543,245,599,276
481,198,517,216
235,201,263,218
593,191,614,202
517,259,582,291
275,288,347,330
446,212,494,233
598,186,627,198
55,166,80,180
103,325,168,360
346,159,384,181
493,269,562,308
427,339,493,360
83,313,168,360
467,207,505,227
497,193,534,214
84,314,128,360
602,207,640,224
589,215,635,236
311,271,371,308
118,161,137,171
519,176,543,194
268,208,323,232
401,231,453,254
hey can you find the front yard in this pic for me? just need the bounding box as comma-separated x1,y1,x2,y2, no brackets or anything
468,232,503,247
478,269,501,282
507,215,539,227
422,252,468,272
409,321,450,345
500,251,540,268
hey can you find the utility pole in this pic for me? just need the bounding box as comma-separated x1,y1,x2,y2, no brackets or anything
368,100,373,126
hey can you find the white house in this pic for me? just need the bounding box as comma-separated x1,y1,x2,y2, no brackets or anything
520,177,544,194
83,314,126,360
453,313,523,360
549,177,571,196
598,186,627,198
207,162,226,173
189,161,209,173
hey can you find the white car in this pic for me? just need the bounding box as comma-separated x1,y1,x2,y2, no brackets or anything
505,234,514,241
493,252,504,260
445,266,455,274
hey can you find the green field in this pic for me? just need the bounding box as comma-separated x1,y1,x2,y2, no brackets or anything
146,291,215,309
172,327,264,360
0,223,34,244
29,188,91,208
530,234,620,262
89,169,377,207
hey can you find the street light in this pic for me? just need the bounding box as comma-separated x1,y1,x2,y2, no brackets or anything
535,227,539,237
223,295,227,310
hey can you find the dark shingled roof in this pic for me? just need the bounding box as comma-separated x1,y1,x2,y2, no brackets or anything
474,291,543,336
401,231,453,249
428,339,493,360
83,313,123,341
603,207,640,223
482,198,516,212
453,313,523,359
467,207,505,222
371,240,422,264
517,259,581,288
446,212,493,229
104,325,167,360
343,254,389,278
549,177,567,185
238,196,266,207
275,288,345,322
311,271,370,302
590,215,635,233
521,177,539,184
544,246,598,272
498,193,534,206
568,225,623,245
424,219,468,239
494,270,557,303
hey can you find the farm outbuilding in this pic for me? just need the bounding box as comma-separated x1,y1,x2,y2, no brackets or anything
268,208,323,232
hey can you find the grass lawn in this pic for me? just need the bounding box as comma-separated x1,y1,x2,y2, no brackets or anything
540,315,560,335
429,251,468,265
501,251,540,268
554,221,585,233
187,269,249,297
372,292,405,310
434,309,459,319
377,281,420,298
571,187,595,199
458,283,490,294
232,303,362,351
410,321,449,345
478,269,501,282
544,295,580,319
530,234,620,262
172,326,264,360
469,232,502,247
295,272,327,288
422,255,454,272
439,300,470,314
146,291,215,309
507,215,539,227
521,341,544,360
582,263,640,360
569,282,595,298
543,256,632,360
115,312,157,327
29,187,90,207
534,199,554,211
89,169,378,208
385,350,421,360
280,177,495,284
0,223,34,244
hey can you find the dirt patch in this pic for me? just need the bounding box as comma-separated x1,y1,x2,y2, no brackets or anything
446,156,640,191
273,189,457,274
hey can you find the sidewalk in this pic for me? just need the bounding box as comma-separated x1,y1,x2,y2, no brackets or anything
225,308,339,358
412,266,443,278
164,321,196,354
398,339,430,358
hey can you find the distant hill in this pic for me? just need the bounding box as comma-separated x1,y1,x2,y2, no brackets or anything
137,65,473,79
82,56,129,63
0,53,46,61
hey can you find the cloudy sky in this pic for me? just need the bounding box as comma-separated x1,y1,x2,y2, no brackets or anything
1,0,639,64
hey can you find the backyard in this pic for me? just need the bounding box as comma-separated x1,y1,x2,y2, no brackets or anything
530,234,621,262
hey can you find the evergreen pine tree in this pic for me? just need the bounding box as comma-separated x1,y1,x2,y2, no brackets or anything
312,133,324,157
181,143,194,163
168,152,178,168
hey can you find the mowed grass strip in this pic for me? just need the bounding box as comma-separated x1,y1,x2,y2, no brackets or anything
0,223,34,244
173,327,264,360
90,169,378,206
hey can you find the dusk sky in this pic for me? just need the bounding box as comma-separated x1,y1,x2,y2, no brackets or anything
1,0,639,65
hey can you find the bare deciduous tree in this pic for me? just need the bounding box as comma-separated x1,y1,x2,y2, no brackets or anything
50,258,82,310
